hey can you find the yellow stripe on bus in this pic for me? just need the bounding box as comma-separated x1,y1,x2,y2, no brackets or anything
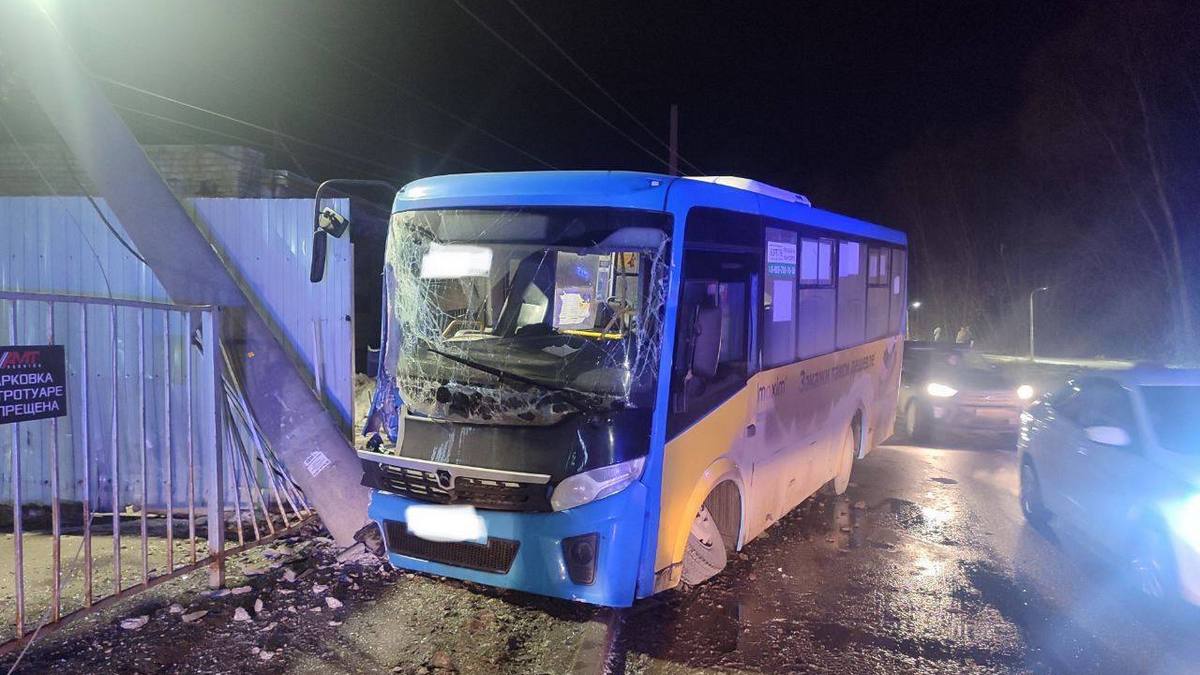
654,337,901,587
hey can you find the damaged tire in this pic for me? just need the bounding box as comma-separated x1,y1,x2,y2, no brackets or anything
680,505,727,587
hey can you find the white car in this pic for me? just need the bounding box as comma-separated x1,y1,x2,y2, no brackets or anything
898,343,1033,444
1018,366,1200,604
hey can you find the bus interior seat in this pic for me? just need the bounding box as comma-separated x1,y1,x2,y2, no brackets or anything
496,252,555,336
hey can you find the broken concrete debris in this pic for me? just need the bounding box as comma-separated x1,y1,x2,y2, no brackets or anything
119,616,149,631
181,610,208,623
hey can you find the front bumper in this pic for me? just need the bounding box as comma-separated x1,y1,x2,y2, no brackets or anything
931,403,1021,434
1170,530,1200,606
368,482,647,607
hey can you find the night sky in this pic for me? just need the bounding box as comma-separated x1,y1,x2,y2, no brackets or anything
51,0,1080,225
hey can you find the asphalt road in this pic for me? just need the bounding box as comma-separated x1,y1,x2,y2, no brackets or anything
6,440,1200,674
609,441,1200,674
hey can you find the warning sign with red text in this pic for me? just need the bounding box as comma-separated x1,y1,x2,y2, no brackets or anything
0,345,67,424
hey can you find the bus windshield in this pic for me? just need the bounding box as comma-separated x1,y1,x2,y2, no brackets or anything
382,207,671,426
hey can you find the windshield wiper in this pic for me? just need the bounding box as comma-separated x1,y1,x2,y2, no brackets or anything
419,340,598,415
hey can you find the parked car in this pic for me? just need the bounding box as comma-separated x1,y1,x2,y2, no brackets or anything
897,342,1033,444
1018,366,1200,605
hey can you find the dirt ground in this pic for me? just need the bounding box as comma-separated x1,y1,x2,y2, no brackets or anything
0,519,615,675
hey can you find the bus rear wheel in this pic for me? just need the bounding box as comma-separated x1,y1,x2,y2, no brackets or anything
833,417,860,495
681,505,727,587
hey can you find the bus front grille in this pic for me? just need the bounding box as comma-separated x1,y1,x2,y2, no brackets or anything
362,461,552,512
383,520,519,574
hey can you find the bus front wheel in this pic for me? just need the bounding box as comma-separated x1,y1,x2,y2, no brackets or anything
680,505,727,587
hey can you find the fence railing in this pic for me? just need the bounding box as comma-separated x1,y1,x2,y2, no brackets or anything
1,291,313,653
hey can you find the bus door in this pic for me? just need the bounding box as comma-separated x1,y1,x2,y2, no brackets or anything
669,248,759,497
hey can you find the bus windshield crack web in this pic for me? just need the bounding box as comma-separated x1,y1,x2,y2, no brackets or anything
366,209,669,443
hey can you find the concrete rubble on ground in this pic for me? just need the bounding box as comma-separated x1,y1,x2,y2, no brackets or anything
181,610,208,623
119,616,148,631
5,517,645,673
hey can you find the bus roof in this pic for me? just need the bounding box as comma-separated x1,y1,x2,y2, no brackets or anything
394,171,906,246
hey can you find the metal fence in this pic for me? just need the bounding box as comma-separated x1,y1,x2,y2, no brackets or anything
1,291,313,653
0,196,356,433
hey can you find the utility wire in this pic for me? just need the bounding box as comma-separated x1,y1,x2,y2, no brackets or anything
96,76,419,181
245,6,558,170
113,104,414,184
503,0,704,175
195,66,491,173
452,0,674,172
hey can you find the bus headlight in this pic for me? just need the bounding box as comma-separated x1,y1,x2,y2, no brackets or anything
550,457,646,511
926,382,958,398
1017,384,1035,401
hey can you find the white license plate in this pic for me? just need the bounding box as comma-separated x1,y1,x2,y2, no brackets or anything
404,504,487,544
976,408,1015,422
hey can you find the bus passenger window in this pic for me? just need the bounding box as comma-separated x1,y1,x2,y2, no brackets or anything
763,227,797,367
866,247,891,339
889,249,906,334
797,237,836,358
835,240,867,348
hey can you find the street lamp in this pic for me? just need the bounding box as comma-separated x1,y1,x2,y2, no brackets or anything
1029,286,1049,360
906,300,921,339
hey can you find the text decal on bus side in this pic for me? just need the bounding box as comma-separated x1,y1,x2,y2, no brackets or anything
0,345,68,425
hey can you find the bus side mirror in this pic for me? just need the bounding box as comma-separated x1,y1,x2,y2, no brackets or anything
309,207,351,283
319,207,351,238
310,229,329,282
691,306,722,379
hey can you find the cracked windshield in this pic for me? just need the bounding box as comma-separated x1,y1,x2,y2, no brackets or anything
382,208,670,427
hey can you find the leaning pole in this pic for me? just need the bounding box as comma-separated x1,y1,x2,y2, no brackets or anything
0,0,371,547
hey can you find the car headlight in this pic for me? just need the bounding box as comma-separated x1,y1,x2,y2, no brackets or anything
550,457,645,511
1165,494,1200,552
926,382,958,398
1017,384,1035,401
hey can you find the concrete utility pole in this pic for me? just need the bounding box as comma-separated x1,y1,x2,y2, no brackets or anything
1029,286,1049,360
0,1,371,547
